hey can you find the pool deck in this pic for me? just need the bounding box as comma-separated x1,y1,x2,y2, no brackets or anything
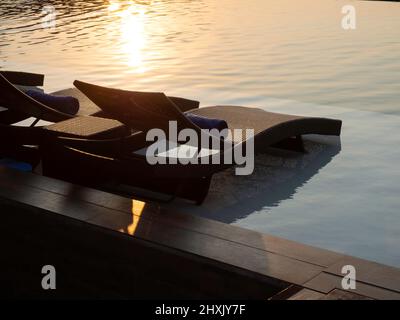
1,166,399,299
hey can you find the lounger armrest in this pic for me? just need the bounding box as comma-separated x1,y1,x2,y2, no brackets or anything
168,96,200,112
0,71,44,86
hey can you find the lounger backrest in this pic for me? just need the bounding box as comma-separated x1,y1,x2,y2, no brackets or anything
128,92,201,134
74,80,201,135
167,96,200,113
0,71,44,87
0,73,73,123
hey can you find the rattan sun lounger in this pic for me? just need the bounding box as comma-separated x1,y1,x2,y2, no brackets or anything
0,72,206,169
0,72,133,167
38,80,342,204
1,72,342,204
73,80,341,148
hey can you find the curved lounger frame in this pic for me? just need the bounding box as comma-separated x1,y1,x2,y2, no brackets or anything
190,105,341,152
39,80,342,204
0,71,44,125
42,136,216,204
0,71,44,87
74,80,341,155
0,71,76,165
0,71,59,165
0,72,132,166
0,71,205,172
74,80,341,144
0,72,74,123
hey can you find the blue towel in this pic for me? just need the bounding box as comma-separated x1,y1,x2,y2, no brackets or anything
25,90,80,115
0,158,32,172
186,113,228,131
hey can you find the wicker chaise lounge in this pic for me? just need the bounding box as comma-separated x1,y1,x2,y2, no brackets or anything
73,80,341,149
0,72,193,166
0,71,128,167
0,72,342,204
39,80,342,204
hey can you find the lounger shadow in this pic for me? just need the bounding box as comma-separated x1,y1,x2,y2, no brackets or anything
168,135,342,221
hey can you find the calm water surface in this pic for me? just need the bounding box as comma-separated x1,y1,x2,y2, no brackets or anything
1,0,400,266
2,0,400,113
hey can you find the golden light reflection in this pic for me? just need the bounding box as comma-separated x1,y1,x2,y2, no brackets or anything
108,1,121,12
125,199,146,235
108,1,149,72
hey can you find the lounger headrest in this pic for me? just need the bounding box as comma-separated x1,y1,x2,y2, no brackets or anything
74,80,197,133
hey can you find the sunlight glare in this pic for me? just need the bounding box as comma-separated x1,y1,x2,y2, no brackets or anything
117,3,148,71
108,1,120,12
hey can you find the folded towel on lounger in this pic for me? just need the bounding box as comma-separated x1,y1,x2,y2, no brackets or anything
25,90,80,115
186,113,228,131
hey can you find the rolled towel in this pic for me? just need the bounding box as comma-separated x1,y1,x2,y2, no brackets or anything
186,113,228,131
0,158,32,172
25,90,80,115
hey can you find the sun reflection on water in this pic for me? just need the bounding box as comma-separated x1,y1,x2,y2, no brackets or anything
108,1,150,72
108,1,121,12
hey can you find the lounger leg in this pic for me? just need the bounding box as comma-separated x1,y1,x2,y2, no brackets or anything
271,135,305,153
0,145,41,170
195,176,212,205
173,176,212,205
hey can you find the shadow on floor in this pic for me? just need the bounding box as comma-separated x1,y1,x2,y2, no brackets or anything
166,134,342,224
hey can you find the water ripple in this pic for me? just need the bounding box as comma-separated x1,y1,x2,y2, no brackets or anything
0,0,399,115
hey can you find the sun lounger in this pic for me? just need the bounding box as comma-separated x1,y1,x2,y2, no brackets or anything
0,72,342,204
38,80,341,204
0,71,206,169
73,80,341,145
0,72,129,166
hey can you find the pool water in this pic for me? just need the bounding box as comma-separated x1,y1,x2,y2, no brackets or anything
1,0,400,266
167,101,400,268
